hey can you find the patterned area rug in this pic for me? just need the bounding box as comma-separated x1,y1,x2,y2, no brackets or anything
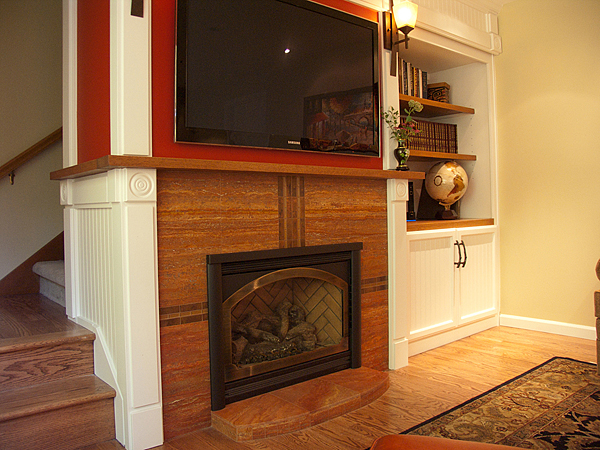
403,357,600,449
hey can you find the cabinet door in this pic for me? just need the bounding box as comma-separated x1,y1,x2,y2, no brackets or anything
407,231,457,340
457,228,496,324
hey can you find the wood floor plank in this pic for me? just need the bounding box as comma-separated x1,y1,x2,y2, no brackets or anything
0,294,83,340
79,440,129,450
153,326,597,450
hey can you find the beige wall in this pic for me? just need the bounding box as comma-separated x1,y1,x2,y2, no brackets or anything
0,0,63,279
496,0,600,327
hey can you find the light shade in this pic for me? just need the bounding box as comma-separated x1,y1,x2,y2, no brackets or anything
393,1,418,29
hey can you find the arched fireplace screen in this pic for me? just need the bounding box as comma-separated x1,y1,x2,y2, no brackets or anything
207,243,362,411
226,268,348,381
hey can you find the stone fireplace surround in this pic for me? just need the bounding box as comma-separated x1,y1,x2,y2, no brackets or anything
157,167,399,440
52,155,420,443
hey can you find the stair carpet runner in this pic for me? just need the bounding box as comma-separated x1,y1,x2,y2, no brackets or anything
0,260,117,450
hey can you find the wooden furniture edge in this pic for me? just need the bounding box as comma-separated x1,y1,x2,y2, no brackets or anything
399,94,475,115
407,218,494,232
409,150,476,161
50,155,425,181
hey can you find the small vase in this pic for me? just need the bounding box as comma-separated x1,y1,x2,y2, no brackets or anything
393,141,410,171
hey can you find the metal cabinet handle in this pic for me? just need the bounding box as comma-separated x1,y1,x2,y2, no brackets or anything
460,240,467,268
454,240,462,268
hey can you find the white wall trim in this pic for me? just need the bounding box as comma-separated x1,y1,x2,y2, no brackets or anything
409,315,499,356
387,178,409,369
61,168,163,450
109,0,152,156
62,0,78,167
500,315,596,341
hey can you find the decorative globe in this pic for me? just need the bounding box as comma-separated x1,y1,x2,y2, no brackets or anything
425,161,469,219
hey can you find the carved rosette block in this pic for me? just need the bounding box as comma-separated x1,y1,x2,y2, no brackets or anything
125,169,156,202
129,171,155,199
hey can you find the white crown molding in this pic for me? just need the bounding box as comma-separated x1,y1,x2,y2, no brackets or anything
383,0,510,14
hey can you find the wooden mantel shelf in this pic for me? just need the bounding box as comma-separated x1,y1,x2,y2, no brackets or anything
407,218,494,232
50,155,425,181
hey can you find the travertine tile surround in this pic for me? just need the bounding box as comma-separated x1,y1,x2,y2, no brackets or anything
157,170,390,440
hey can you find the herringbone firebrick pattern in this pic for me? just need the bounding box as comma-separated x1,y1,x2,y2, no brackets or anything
231,278,343,345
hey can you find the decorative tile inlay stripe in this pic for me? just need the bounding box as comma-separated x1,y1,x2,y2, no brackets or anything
278,176,305,248
160,302,208,327
361,276,388,294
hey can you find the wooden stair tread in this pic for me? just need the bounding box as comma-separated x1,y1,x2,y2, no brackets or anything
0,374,115,422
0,328,94,355
0,294,85,340
0,294,117,449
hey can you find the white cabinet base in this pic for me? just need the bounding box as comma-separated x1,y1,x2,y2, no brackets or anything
408,315,498,356
406,226,498,355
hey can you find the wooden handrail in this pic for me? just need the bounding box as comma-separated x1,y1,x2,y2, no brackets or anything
0,127,63,184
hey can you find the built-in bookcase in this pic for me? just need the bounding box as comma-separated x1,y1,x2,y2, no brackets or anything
385,26,499,366
389,38,496,225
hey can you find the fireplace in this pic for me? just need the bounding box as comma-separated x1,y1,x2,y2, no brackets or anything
207,243,362,411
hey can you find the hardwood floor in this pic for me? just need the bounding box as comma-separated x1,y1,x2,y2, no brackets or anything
5,296,591,450
147,326,596,450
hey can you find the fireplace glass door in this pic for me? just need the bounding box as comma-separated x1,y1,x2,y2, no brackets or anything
207,243,362,410
226,268,349,382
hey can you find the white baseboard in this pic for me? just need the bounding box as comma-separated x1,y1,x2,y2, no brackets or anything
500,314,596,341
390,337,409,370
408,316,499,357
129,404,164,450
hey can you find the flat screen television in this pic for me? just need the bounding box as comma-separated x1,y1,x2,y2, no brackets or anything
176,0,380,157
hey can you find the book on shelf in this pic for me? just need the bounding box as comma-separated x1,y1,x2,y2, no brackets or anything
399,59,428,100
405,118,457,154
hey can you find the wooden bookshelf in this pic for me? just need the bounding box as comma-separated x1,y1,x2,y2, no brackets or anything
409,150,476,162
399,94,474,118
407,218,494,232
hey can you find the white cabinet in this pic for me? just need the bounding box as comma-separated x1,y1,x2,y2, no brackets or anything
406,226,497,350
458,227,496,323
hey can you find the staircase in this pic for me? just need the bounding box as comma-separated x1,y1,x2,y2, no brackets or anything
32,260,65,307
0,291,118,449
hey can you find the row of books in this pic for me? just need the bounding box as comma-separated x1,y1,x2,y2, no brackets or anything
406,119,458,154
400,59,427,99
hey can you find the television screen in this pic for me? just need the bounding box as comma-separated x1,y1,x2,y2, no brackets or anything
176,0,380,157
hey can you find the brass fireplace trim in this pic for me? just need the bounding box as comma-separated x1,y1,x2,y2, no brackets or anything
223,267,349,381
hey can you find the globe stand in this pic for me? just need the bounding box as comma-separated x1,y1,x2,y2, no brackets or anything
436,204,458,220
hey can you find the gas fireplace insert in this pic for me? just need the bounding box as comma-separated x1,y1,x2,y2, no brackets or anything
207,243,362,410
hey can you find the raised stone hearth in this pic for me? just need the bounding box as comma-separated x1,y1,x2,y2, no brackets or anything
211,366,388,441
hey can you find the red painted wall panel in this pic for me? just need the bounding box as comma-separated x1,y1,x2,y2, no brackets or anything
77,2,111,163
151,0,382,169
